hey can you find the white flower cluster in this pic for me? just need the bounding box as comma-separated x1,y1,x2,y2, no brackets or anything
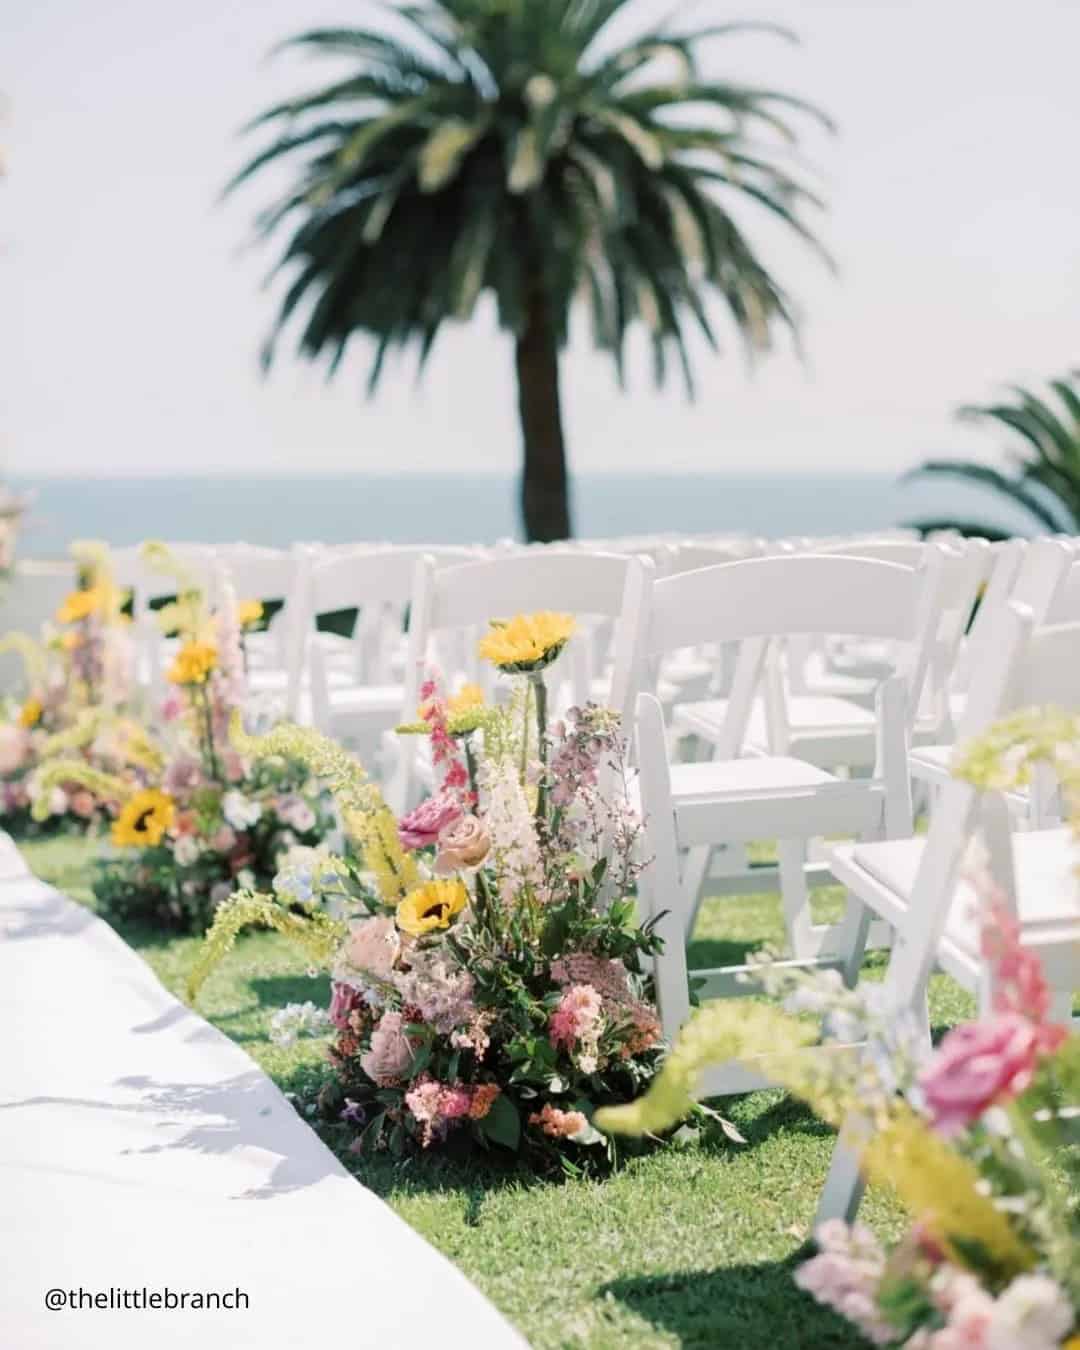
268,1001,331,1048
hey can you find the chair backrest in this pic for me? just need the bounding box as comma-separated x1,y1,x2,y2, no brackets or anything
108,543,217,695
886,574,1080,1004
812,539,931,568
662,539,767,576
620,549,949,758
297,546,478,720
406,549,652,725
0,561,77,694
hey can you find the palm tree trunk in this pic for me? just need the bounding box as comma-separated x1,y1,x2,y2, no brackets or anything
514,289,572,542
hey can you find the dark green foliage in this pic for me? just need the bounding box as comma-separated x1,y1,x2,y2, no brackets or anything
907,372,1080,537
230,0,831,538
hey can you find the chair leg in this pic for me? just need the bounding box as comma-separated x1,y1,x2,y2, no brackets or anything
640,830,693,1043
777,838,814,959
816,1139,867,1225
680,845,713,939
837,895,872,989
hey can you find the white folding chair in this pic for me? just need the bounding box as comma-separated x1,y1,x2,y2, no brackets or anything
0,561,77,694
394,549,652,812
295,546,477,762
910,539,1074,809
110,543,217,699
670,542,965,774
212,544,305,691
629,554,939,1094
818,548,1080,1222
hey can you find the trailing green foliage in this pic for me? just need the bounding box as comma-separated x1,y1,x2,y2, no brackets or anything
186,890,346,1002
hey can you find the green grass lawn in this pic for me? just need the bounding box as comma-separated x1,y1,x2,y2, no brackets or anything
19,833,973,1349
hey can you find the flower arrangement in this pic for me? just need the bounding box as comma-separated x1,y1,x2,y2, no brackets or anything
0,542,140,834
34,543,334,930
597,710,1080,1348
190,614,664,1169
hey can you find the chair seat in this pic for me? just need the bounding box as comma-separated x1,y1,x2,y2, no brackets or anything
844,828,1080,955
674,695,878,769
666,755,884,845
326,685,404,721
910,742,952,784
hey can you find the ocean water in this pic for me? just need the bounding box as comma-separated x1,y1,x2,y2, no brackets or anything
10,473,1025,558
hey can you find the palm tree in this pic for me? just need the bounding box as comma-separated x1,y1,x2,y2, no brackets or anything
907,373,1080,539
230,0,832,541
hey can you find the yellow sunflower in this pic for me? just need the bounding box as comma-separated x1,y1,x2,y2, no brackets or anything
112,788,176,848
237,599,264,630
167,640,218,686
56,587,102,625
478,612,577,672
396,879,468,936
18,697,42,728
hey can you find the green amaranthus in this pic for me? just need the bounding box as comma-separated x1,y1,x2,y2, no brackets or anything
186,890,346,1002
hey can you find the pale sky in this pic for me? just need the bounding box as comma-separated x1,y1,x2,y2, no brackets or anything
3,0,1079,479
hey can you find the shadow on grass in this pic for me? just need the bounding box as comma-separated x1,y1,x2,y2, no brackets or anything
251,973,331,1006
600,1253,867,1350
687,934,761,969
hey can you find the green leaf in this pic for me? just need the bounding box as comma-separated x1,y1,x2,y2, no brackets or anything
480,1093,521,1151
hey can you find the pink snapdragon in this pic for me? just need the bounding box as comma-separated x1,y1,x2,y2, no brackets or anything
981,902,1068,1055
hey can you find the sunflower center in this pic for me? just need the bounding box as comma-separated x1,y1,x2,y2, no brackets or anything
134,808,156,833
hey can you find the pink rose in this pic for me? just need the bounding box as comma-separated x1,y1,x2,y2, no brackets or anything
360,1010,415,1085
341,915,400,982
398,793,462,851
70,790,96,819
328,981,365,1031
0,724,30,776
921,1014,1040,1135
211,825,236,853
435,814,491,874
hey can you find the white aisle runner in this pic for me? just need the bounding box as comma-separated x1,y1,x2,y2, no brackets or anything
0,835,524,1349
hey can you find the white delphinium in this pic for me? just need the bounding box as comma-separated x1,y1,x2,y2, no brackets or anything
479,756,543,903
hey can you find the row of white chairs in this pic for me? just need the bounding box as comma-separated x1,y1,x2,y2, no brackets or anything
4,528,1076,1230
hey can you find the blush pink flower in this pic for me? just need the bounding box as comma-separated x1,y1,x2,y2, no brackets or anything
434,814,490,873
340,914,400,983
360,1010,415,1085
920,1014,1041,1135
549,984,603,1053
398,793,462,851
